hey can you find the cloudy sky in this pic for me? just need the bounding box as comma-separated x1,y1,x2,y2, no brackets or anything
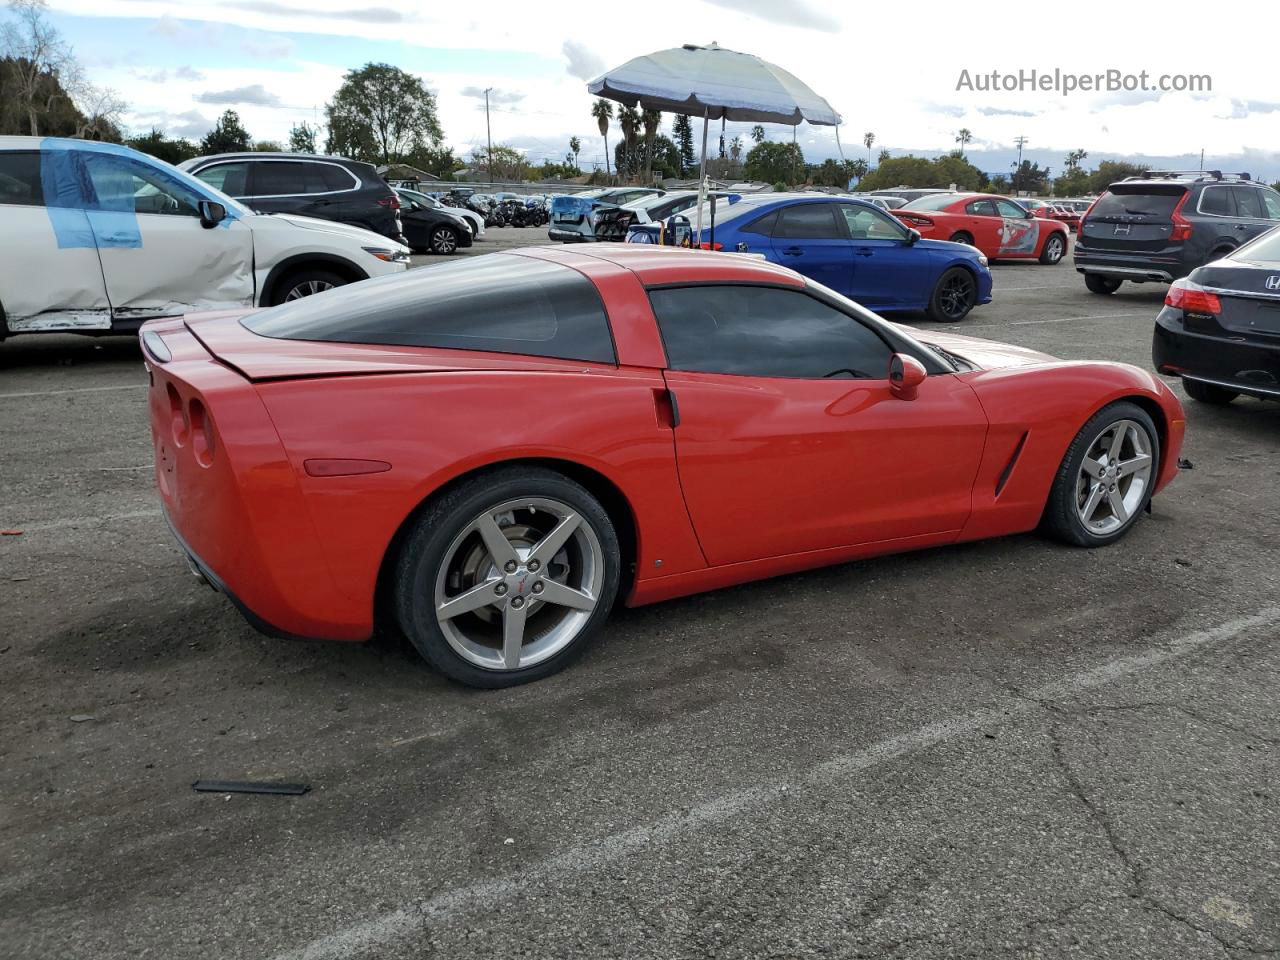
37,0,1280,178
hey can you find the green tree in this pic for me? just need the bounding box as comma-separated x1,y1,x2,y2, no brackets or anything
288,121,318,153
470,144,527,182
863,131,875,168
954,127,972,158
988,174,1010,193
591,98,613,176
324,62,442,164
1010,159,1051,194
809,158,862,188
744,140,805,185
641,107,661,182
200,110,251,154
568,135,581,171
932,154,987,190
406,144,462,180
1087,160,1147,194
126,128,197,165
751,124,766,144
253,140,282,152
851,154,986,192
1053,167,1091,196
617,105,641,178
673,113,695,175
1063,148,1088,171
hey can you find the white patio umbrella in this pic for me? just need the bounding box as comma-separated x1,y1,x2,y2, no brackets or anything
588,42,842,240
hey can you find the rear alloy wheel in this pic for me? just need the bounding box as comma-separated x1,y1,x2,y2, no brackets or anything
428,225,461,255
275,268,345,305
949,231,975,246
1039,232,1066,265
1183,378,1239,405
1084,273,1122,295
395,467,620,688
927,267,977,323
1042,401,1159,547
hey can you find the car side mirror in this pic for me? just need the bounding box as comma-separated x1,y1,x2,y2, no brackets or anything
889,353,927,401
198,199,226,229
904,228,921,245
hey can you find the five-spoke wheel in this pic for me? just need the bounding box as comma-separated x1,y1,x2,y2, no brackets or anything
396,468,620,687
1043,401,1160,546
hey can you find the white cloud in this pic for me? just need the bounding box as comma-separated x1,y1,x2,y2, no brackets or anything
561,40,603,82
195,83,283,107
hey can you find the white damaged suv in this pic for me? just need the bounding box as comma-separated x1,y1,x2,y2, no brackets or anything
0,137,409,340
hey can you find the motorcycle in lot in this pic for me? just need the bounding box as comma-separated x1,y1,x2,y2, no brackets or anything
501,199,533,228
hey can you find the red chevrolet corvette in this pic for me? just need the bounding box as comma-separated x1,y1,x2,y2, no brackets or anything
143,247,1184,687
893,193,1071,263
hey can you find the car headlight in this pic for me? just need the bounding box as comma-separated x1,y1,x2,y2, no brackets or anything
977,254,989,267
363,246,410,263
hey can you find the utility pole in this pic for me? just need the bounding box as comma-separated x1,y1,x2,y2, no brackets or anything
1013,135,1028,191
484,87,494,184
1199,147,1205,171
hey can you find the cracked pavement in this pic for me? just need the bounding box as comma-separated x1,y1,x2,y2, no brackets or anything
2,235,1278,959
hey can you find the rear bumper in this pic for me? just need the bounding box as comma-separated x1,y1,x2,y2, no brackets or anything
1153,308,1280,399
548,226,593,241
1074,248,1187,282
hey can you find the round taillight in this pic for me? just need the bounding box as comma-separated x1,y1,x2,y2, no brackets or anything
188,398,215,467
167,383,188,446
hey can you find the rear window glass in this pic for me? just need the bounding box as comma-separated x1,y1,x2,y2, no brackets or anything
901,194,961,212
0,152,43,205
1234,228,1280,264
1091,187,1184,219
244,254,616,363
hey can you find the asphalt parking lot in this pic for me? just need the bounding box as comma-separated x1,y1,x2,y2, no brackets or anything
3,230,1278,960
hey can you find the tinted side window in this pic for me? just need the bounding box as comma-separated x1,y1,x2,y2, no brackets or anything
317,163,357,191
1232,186,1265,219
650,285,892,379
1260,191,1280,220
1199,186,1231,216
0,151,43,206
245,254,616,364
965,199,998,216
775,203,843,239
249,161,324,197
193,161,249,197
740,210,778,236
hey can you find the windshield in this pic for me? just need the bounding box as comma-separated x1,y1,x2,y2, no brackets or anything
901,194,963,212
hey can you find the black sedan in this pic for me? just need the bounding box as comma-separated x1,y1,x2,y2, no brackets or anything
396,190,474,255
1154,227,1280,404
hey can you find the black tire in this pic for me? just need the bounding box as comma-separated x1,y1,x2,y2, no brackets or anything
949,231,974,246
1039,232,1066,265
1041,401,1160,547
428,225,462,255
1182,378,1238,405
394,467,621,688
1084,273,1122,295
926,267,977,323
269,267,348,306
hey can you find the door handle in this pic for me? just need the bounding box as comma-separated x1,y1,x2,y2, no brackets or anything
855,249,874,257
1235,224,1249,230
652,387,680,429
782,246,803,256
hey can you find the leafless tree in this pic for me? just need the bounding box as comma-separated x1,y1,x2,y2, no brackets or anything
2,0,76,135
72,80,126,139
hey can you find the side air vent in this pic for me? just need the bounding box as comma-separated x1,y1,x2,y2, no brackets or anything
994,431,1029,498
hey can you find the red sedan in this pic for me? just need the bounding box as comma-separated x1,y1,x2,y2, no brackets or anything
1019,197,1082,232
144,247,1184,687
893,193,1070,263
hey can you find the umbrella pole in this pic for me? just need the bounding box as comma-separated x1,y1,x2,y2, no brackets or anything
695,107,709,246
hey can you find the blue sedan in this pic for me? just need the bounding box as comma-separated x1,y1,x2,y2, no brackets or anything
694,195,993,322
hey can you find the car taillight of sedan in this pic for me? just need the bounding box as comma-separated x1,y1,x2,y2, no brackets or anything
897,213,935,227
1165,278,1222,316
377,194,401,211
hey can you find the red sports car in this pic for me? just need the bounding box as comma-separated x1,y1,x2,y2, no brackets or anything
893,193,1071,263
143,247,1184,688
1018,197,1082,232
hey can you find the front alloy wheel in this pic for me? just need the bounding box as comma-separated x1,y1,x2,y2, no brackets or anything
1039,233,1066,264
429,226,459,254
1042,401,1160,547
927,267,976,322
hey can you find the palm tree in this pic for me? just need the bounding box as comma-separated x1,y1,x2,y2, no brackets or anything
1064,148,1088,171
729,135,743,166
618,105,641,179
750,124,765,144
569,135,581,171
641,108,661,182
863,131,875,168
591,99,614,176
955,128,972,158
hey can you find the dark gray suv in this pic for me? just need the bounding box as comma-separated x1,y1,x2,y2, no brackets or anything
1074,171,1280,294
